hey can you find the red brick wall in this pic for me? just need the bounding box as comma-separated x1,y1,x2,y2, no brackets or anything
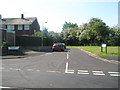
15,25,30,36
14,18,40,36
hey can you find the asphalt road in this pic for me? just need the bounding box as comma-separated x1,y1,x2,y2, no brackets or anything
1,47,120,88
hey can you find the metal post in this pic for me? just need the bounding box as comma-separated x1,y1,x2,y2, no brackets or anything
106,45,107,54
14,31,15,46
101,46,103,52
41,22,47,47
42,28,43,47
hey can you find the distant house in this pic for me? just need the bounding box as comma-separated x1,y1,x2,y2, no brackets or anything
0,28,7,43
0,28,16,45
0,14,40,36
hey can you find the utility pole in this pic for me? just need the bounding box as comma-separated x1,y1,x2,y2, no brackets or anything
41,22,47,47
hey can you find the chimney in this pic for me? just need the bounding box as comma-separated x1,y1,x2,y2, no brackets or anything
21,14,24,19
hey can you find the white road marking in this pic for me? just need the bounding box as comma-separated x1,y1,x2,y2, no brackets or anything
92,71,105,76
40,55,44,56
46,71,61,73
110,74,120,77
45,53,52,55
36,69,40,72
9,68,21,71
78,70,89,75
108,72,119,73
0,86,12,88
108,72,120,77
0,67,4,70
15,69,21,71
67,53,69,59
65,62,74,74
67,51,70,60
9,68,14,70
27,69,34,71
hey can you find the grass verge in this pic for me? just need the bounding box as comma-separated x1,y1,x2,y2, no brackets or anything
68,46,119,56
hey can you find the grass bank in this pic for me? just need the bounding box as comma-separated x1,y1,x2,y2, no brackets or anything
68,46,119,56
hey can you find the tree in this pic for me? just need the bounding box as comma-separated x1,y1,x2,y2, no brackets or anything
62,21,78,30
108,26,120,46
32,31,42,37
76,23,89,45
61,21,78,45
78,18,109,45
49,31,63,43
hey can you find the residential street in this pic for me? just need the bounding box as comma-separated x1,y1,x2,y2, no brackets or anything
1,47,120,88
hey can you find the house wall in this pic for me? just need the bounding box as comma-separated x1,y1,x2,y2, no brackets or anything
0,29,3,46
0,29,15,45
14,19,40,36
30,18,40,35
15,25,30,36
0,29,6,43
6,32,14,45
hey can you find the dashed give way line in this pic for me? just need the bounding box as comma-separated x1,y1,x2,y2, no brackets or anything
0,86,13,89
65,62,120,77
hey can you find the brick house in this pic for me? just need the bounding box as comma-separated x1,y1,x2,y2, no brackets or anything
0,28,16,45
0,14,40,36
0,28,7,44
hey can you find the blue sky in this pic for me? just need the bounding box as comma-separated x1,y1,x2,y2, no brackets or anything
0,0,119,32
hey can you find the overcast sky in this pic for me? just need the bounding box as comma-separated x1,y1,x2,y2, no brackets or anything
0,0,119,32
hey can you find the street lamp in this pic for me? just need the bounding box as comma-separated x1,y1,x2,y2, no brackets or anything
41,22,47,47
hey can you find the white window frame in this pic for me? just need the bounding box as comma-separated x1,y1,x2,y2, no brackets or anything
24,24,30,30
7,25,14,31
18,25,23,30
1,25,6,29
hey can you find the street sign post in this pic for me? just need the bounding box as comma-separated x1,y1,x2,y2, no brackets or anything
101,44,107,53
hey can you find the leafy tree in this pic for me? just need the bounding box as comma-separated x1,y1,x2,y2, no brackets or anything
49,31,63,43
61,21,78,45
108,26,120,46
76,23,89,45
62,21,78,30
33,18,119,46
79,18,109,45
32,31,42,37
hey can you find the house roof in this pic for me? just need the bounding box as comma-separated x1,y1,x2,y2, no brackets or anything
0,17,36,25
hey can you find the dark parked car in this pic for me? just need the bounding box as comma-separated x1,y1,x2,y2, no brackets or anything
52,43,65,51
62,43,66,49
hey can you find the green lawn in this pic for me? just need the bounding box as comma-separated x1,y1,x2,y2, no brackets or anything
68,46,119,56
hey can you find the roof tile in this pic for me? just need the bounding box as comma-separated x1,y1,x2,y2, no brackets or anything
0,17,36,25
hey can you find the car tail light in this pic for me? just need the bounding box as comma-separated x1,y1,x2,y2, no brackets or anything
52,46,56,48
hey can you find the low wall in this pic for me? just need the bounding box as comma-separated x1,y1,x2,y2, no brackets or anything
23,46,52,52
16,36,53,46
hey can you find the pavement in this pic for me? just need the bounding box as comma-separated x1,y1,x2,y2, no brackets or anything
99,56,119,61
1,49,52,59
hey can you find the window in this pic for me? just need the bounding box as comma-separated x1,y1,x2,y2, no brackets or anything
34,29,36,33
2,25,6,29
24,25,30,30
18,25,23,30
7,25,14,31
